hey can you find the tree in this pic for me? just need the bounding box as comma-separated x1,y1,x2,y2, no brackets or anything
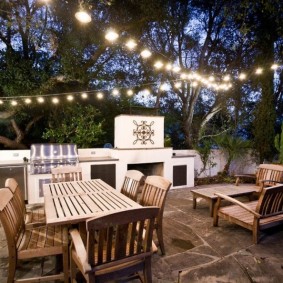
42,104,105,148
214,134,251,176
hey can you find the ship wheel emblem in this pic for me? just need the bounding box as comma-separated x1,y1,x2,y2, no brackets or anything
133,120,154,145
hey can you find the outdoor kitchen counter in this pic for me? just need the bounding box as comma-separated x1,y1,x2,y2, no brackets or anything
172,154,195,158
79,156,119,162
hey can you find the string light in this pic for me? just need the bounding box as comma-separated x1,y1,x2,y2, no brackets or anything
1,30,282,106
75,11,91,23
97,92,104,99
37,97,44,103
67,95,74,101
127,89,134,96
81,92,88,99
125,39,137,50
52,97,59,104
105,30,119,42
239,73,247,80
112,89,119,96
255,68,263,75
271,64,279,70
154,61,163,69
140,49,152,58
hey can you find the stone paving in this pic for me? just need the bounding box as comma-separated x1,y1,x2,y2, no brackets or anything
1,184,283,282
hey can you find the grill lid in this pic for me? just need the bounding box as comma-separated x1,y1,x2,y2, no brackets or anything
30,143,79,174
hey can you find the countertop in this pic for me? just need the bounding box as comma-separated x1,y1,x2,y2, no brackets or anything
79,156,119,162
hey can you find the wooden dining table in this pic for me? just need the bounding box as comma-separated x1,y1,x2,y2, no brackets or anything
43,179,142,226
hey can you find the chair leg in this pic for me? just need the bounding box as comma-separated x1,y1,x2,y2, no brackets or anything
62,246,69,283
144,257,153,283
70,245,77,283
7,254,17,283
156,224,165,255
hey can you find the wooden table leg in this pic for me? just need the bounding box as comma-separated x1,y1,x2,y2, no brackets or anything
210,200,215,217
192,194,197,209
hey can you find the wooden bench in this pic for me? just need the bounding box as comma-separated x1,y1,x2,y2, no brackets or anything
213,184,283,243
235,164,283,194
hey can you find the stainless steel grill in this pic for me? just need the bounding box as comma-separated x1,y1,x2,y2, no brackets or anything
30,143,79,174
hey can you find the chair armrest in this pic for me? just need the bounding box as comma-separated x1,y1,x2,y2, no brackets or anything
69,228,91,273
214,193,261,218
235,174,256,186
260,180,282,185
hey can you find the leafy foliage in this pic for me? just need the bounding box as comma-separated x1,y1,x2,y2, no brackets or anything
214,134,251,176
275,123,283,164
42,104,105,148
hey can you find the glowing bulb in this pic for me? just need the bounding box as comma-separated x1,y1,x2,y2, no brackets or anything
75,11,91,23
143,89,150,96
127,89,134,96
192,81,198,87
223,75,230,81
37,97,44,103
0,100,3,104
81,92,88,99
140,49,152,58
25,98,32,104
11,100,17,106
174,82,181,89
165,64,172,70
239,73,246,80
97,92,104,99
255,68,263,75
208,76,215,82
125,39,137,50
271,64,279,70
172,66,181,73
180,73,187,79
154,61,163,69
105,30,119,42
67,95,74,101
52,97,59,104
112,89,119,96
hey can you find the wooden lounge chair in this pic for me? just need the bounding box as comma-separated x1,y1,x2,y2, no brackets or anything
5,178,45,226
0,188,69,283
139,175,172,255
213,184,283,244
235,164,283,193
51,165,82,183
69,207,159,283
120,170,145,201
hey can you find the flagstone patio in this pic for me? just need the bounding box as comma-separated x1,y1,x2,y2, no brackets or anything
1,184,283,282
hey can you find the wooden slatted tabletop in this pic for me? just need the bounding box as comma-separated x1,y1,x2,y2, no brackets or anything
43,179,141,226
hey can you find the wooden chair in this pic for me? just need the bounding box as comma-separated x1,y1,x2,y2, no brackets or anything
139,175,172,255
120,170,145,202
213,184,283,244
69,207,159,283
235,164,283,192
51,165,82,183
0,188,69,283
5,178,45,226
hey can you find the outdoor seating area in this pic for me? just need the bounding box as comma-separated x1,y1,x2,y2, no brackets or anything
1,182,283,282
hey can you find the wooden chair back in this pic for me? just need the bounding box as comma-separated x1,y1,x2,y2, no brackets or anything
5,178,26,218
255,164,283,186
51,165,82,183
0,188,69,283
120,170,144,201
5,178,46,225
70,207,159,282
256,184,283,216
139,175,172,254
